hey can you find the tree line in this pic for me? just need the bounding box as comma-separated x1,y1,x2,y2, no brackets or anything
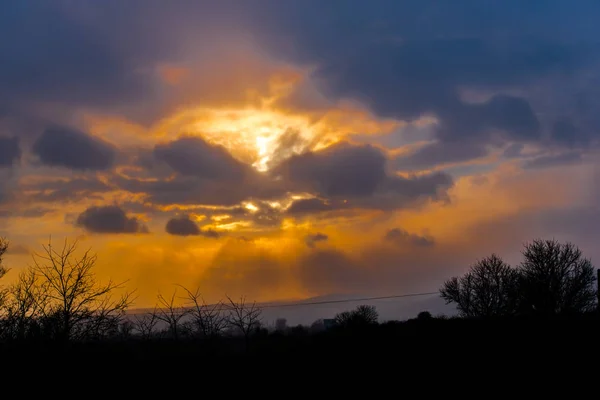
0,236,597,344
0,238,263,343
440,239,598,317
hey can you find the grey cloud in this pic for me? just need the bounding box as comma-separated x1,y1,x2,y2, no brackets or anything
115,174,282,207
384,228,435,247
286,198,337,215
395,141,487,172
551,118,593,148
277,142,387,197
503,143,525,159
32,127,116,170
0,137,20,167
154,136,249,181
523,151,584,169
22,178,111,204
276,142,453,210
112,136,287,207
165,215,220,238
305,233,328,248
76,205,148,234
1,0,598,173
251,1,598,164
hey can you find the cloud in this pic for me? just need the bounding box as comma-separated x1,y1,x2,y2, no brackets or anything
286,198,337,214
276,142,453,209
154,136,249,181
551,118,593,148
7,243,30,255
21,178,111,204
75,205,148,234
523,151,584,169
115,136,285,206
0,137,20,167
249,1,600,167
395,141,487,171
32,127,116,170
384,228,435,247
165,215,220,238
305,233,328,248
277,142,387,197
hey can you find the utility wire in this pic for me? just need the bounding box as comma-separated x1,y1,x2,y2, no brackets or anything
130,291,439,314
258,291,439,309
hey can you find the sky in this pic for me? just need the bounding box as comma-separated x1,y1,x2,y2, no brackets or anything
1,0,600,313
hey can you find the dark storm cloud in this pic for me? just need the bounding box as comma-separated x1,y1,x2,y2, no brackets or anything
154,136,248,181
32,127,116,170
166,215,200,236
276,142,453,207
305,233,328,248
119,141,452,212
1,0,599,171
76,205,148,234
0,1,189,111
0,137,20,167
165,215,220,238
277,142,387,197
114,135,286,206
114,136,289,206
249,0,600,164
384,228,435,247
286,198,337,215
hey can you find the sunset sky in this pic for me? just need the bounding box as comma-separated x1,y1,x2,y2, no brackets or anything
1,0,600,309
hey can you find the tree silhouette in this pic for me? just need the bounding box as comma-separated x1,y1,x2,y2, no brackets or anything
518,239,597,315
27,239,135,340
178,285,226,338
440,254,519,318
2,268,46,339
0,238,9,312
225,295,262,349
132,307,159,339
155,289,186,339
417,311,433,320
334,304,379,328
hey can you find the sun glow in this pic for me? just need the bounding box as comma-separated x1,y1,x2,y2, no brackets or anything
152,107,333,172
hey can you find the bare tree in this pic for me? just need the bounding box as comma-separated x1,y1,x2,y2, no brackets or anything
28,239,135,340
518,239,597,315
178,285,226,338
155,289,187,339
225,295,262,349
0,238,10,310
354,305,379,323
132,308,159,339
2,268,46,339
440,254,519,318
334,304,379,328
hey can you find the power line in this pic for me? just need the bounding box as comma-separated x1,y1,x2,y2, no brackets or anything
258,291,439,309
129,291,439,315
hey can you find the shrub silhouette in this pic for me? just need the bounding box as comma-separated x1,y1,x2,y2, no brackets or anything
334,304,379,328
518,239,597,315
417,311,433,320
440,254,519,318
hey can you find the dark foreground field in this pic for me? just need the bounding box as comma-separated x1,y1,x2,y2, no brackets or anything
3,315,599,366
